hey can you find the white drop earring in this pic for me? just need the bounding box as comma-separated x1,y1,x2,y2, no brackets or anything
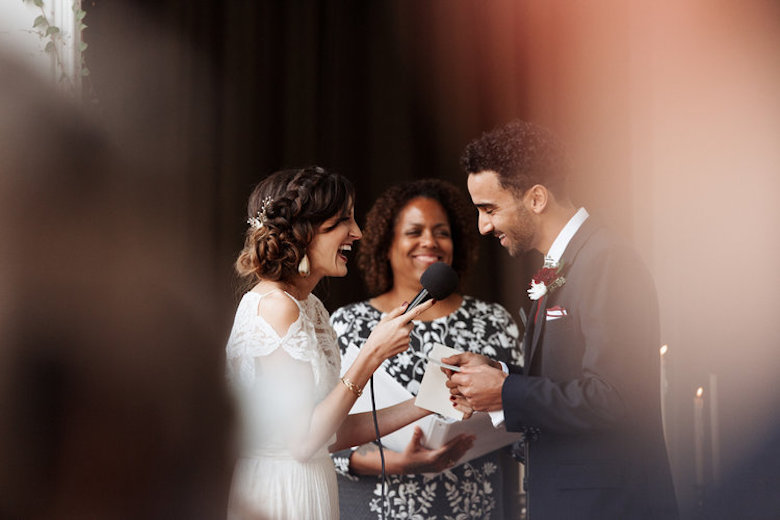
298,254,310,277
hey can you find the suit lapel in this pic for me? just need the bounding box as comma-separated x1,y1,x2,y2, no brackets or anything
522,301,536,372
524,217,602,373
527,294,548,373
559,217,600,269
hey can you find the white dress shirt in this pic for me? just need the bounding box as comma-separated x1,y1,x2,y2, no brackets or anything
489,207,590,427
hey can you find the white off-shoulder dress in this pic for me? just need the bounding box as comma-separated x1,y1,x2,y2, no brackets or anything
226,290,342,520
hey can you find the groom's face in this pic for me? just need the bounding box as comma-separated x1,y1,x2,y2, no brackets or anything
467,170,537,256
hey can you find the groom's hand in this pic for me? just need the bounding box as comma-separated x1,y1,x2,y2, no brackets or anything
445,363,506,412
441,352,499,372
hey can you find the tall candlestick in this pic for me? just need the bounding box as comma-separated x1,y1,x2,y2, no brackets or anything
709,373,720,485
693,387,705,487
660,345,669,438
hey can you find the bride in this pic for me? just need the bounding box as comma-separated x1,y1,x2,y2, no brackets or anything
226,166,436,519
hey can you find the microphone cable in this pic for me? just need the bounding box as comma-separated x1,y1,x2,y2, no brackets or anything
366,262,458,520
369,375,387,520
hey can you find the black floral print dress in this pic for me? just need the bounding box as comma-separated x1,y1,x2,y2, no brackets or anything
330,296,522,519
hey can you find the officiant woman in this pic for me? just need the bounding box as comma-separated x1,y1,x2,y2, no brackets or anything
329,178,523,519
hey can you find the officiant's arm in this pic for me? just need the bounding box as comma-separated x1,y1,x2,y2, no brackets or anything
346,426,475,475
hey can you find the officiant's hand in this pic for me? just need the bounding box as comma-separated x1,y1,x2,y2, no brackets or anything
400,426,474,474
449,395,474,420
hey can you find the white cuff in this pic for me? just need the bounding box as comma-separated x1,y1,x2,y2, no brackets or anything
488,361,508,427
488,409,505,427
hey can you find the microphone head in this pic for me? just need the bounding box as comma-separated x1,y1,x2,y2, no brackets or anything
420,262,459,300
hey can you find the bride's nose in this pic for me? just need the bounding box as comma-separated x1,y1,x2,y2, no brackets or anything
350,221,362,240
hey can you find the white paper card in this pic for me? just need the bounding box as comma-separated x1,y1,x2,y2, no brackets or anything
420,412,522,471
415,343,464,420
341,345,435,452
341,344,522,468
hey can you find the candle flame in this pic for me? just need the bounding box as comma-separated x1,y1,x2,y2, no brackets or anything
696,387,704,397
660,344,668,355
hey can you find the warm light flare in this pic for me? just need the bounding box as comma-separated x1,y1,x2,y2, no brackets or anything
696,387,704,398
660,344,668,356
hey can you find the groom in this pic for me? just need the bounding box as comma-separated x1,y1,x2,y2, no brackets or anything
444,120,678,519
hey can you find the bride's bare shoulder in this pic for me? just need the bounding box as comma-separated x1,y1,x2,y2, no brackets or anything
255,289,300,337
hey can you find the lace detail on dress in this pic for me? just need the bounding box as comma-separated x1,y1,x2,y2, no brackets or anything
226,291,340,403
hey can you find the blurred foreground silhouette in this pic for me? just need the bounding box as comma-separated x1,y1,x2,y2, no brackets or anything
0,31,234,520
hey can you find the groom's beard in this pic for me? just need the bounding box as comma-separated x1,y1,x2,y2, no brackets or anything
504,206,536,257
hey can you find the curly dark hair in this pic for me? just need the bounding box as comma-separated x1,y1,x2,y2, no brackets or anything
461,120,571,199
357,178,478,297
235,166,355,284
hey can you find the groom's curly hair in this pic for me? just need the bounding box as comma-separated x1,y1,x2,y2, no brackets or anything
461,120,571,200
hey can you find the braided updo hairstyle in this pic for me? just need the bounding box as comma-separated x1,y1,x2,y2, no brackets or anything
235,166,355,284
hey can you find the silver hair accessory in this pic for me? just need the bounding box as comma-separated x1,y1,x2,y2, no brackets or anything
247,196,273,229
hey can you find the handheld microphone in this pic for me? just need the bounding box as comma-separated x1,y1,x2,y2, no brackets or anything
406,262,459,313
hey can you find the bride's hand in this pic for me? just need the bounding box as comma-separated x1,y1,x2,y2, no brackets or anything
363,299,435,366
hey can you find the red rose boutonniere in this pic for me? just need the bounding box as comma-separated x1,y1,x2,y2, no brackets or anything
528,262,565,301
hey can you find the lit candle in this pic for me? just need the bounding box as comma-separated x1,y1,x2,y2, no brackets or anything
694,387,705,487
709,373,720,485
660,345,669,437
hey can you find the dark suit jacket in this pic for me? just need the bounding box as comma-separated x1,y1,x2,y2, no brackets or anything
503,218,678,520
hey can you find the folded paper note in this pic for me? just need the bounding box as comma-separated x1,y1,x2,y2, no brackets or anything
415,343,465,420
420,412,522,472
343,343,522,469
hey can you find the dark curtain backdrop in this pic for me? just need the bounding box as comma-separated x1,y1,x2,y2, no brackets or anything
85,0,579,331
79,3,780,519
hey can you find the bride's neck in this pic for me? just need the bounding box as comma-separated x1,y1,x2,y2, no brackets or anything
255,276,319,300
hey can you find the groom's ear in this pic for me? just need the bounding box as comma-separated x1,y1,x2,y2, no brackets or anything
525,184,549,214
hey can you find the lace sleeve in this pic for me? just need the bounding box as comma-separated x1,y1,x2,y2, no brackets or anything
226,292,340,404
225,293,292,387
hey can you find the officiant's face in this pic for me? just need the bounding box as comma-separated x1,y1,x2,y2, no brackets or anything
387,197,454,290
468,170,537,256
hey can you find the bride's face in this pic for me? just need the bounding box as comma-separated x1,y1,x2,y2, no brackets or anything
306,204,362,279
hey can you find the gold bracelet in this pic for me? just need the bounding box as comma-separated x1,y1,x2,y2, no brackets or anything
340,377,363,397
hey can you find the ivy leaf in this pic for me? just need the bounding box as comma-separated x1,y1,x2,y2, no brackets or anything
33,15,48,28
79,23,87,31
33,0,44,7
77,10,87,21
81,68,90,77
45,26,60,36
79,41,88,51
44,41,55,53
